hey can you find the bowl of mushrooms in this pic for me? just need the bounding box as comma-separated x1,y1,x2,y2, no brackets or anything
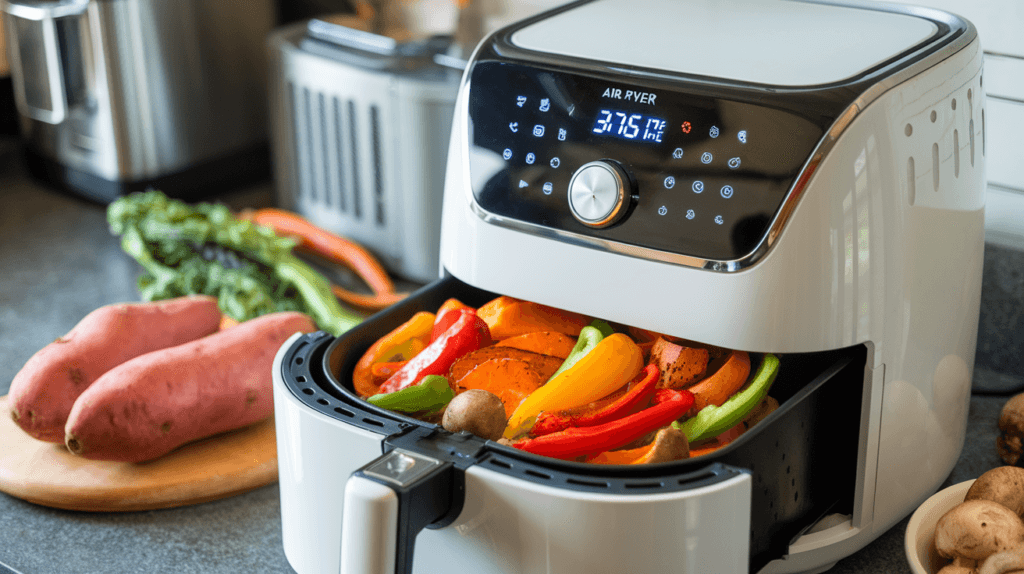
906,467,1024,574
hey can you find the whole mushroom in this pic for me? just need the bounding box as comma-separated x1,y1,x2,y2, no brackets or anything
967,467,1024,518
441,389,507,441
997,394,1024,466
934,499,1024,562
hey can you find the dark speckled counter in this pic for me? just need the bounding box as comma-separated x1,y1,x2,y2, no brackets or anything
0,137,1020,574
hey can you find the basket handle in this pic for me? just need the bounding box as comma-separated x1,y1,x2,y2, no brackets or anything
340,449,455,574
3,0,88,124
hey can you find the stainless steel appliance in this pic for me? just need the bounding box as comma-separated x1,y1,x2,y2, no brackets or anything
1,0,276,202
272,0,987,572
268,18,462,283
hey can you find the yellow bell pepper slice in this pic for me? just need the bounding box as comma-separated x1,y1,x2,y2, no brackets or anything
504,333,643,438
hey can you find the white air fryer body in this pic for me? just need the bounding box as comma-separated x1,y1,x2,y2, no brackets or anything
274,0,986,572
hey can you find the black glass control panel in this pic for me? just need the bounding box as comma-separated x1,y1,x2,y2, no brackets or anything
467,61,825,261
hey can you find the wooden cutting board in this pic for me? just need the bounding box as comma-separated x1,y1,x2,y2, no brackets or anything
0,395,277,512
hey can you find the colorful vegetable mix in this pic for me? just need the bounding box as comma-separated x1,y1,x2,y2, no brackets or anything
367,375,454,414
351,295,786,465
504,332,644,438
511,388,695,460
531,364,660,436
353,311,434,398
673,353,780,443
379,309,491,394
107,190,362,335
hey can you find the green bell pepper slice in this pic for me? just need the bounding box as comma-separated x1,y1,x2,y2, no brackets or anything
545,325,604,383
674,353,780,443
366,374,455,414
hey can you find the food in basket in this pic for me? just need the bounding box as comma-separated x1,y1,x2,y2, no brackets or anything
353,296,781,464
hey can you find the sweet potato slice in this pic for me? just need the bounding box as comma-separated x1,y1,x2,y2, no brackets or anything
495,331,577,359
448,346,562,385
477,296,590,340
650,337,710,389
456,358,547,419
686,350,752,413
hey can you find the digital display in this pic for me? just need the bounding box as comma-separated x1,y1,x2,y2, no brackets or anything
466,61,826,261
592,109,666,143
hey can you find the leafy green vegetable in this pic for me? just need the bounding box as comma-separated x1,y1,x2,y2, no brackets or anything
108,190,362,335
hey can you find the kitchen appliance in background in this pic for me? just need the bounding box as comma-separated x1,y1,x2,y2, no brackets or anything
268,17,462,283
0,11,18,135
1,0,276,203
273,0,987,573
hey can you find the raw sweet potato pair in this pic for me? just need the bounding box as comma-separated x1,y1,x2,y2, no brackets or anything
9,296,315,462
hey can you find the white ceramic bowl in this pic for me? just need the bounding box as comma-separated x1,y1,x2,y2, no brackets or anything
905,479,976,574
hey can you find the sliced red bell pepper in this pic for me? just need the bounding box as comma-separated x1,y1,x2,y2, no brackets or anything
431,298,473,342
511,387,695,460
531,364,660,436
379,309,491,394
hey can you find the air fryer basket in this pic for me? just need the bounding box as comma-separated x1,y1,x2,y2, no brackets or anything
279,275,867,572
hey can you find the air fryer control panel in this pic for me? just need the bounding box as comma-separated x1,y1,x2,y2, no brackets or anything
467,62,825,261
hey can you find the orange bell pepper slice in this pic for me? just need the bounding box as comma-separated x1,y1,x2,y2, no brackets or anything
353,311,434,398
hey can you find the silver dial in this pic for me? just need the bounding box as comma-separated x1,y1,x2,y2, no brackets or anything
567,160,631,228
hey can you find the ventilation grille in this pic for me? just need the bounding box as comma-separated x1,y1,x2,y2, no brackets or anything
905,80,984,207
286,82,386,227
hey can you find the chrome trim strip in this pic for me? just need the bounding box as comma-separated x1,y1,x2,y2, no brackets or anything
462,1,978,273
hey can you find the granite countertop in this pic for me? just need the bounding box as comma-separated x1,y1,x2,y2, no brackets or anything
0,141,1015,574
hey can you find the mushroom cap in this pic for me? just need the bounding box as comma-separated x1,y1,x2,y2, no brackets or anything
935,499,1024,561
967,467,1024,517
441,389,507,441
998,394,1024,465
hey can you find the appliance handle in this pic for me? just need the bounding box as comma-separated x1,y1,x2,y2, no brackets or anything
340,448,455,574
3,0,88,124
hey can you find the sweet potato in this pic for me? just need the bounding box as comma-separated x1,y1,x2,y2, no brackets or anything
686,351,752,414
495,331,577,360
455,358,549,419
476,296,590,340
448,346,563,386
8,296,223,443
650,338,710,389
64,311,316,462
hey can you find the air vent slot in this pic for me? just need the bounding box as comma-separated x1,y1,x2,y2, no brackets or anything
953,129,960,178
348,100,363,219
370,105,386,227
907,157,916,206
333,96,348,212
567,478,610,489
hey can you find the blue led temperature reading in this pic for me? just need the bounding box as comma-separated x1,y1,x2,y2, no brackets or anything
592,109,666,143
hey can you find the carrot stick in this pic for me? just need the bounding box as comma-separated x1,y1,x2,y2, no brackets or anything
241,208,396,297
331,285,408,311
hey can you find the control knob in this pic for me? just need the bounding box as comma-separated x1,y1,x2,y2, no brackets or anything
567,160,632,228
